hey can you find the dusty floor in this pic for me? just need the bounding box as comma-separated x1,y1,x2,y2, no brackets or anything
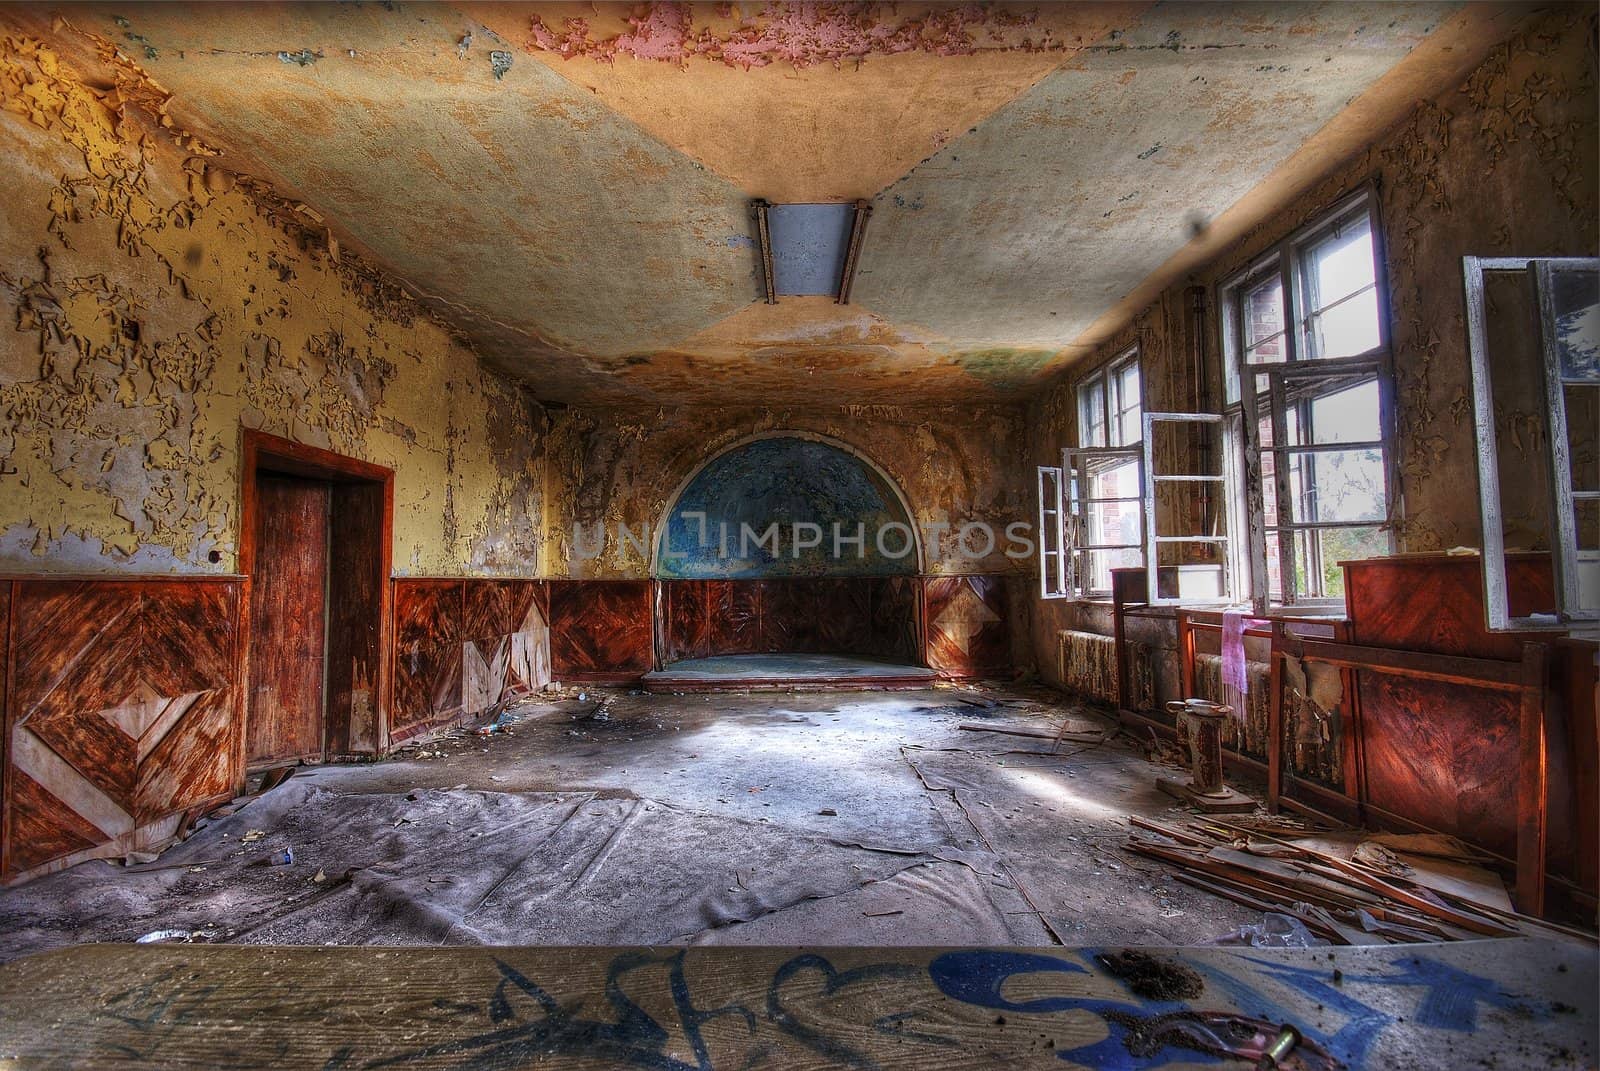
0,684,1269,960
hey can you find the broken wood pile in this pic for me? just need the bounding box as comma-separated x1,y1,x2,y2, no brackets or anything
1124,816,1595,947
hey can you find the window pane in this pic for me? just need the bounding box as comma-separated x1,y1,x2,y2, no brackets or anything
1301,525,1387,598
1259,439,1281,527
1243,276,1285,363
1551,267,1599,380
1079,377,1106,447
1306,287,1380,359
1289,448,1388,524
1308,379,1382,445
1577,499,1598,552
1566,384,1598,493
1082,547,1142,595
1265,530,1287,600
1113,359,1142,446
1304,212,1375,310
1301,211,1380,359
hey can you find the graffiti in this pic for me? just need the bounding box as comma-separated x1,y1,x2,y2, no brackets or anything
929,948,1555,1070
48,945,1580,1070
365,951,755,1070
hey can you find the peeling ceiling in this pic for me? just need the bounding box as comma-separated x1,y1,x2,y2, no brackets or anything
26,2,1524,405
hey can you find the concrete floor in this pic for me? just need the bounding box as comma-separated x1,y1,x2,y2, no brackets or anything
0,683,1267,958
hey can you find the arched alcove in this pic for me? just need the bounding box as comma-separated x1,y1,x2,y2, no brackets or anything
650,434,927,679
654,434,920,579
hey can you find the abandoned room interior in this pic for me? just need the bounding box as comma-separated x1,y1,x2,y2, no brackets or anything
0,1,1596,1067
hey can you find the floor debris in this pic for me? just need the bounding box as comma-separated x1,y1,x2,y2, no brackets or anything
1124,814,1589,947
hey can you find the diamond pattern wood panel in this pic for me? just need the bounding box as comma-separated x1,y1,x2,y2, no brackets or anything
548,580,653,681
923,575,1010,678
391,580,549,741
2,579,240,882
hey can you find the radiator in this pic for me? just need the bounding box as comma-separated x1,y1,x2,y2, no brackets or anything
1059,630,1154,710
1193,653,1341,784
1194,653,1270,759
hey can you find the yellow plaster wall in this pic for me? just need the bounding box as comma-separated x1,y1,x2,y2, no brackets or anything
0,33,545,576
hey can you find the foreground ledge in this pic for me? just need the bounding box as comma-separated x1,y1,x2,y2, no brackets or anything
0,939,1592,1069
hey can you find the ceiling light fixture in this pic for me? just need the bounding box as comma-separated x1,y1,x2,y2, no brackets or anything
751,199,872,306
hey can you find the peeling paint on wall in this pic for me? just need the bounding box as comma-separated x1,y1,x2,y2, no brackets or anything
0,32,545,576
525,2,1067,70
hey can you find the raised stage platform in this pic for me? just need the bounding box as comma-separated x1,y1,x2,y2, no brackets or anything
642,652,939,692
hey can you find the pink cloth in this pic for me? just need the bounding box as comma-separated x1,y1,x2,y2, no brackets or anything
1221,611,1269,697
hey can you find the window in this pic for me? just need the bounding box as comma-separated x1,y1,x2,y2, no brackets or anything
1067,348,1144,596
1221,190,1396,608
1465,256,1600,631
1037,465,1068,599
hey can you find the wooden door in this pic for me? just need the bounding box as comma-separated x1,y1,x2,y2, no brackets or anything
247,474,329,765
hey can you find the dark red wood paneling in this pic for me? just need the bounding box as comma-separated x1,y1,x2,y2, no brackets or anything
657,578,919,665
549,580,653,681
923,575,1010,678
1342,553,1595,895
872,576,921,663
3,578,240,882
391,580,463,737
1358,675,1520,860
663,581,711,663
1343,553,1556,659
762,580,820,653
708,580,762,655
6,769,102,876
817,579,872,654
463,580,515,645
247,475,329,765
395,579,462,653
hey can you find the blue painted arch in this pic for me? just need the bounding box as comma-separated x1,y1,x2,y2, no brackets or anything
653,434,921,579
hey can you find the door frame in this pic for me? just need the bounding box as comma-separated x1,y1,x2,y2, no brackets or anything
237,430,393,788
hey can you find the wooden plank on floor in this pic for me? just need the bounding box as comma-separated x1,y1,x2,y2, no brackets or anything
0,940,1592,1069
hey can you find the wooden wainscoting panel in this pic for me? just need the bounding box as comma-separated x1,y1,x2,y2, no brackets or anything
1358,674,1520,860
923,576,1009,678
872,577,921,663
548,581,653,682
1343,553,1556,660
761,581,821,654
392,580,463,737
816,579,873,655
708,580,762,656
663,581,711,663
505,581,551,697
3,579,240,882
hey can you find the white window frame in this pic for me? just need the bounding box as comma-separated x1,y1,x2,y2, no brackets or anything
1141,411,1235,606
1464,255,1600,631
1066,348,1145,598
1078,347,1142,448
1037,465,1069,599
1220,188,1399,612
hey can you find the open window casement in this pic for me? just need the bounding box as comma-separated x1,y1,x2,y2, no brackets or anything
1239,355,1395,608
1465,256,1600,632
1037,465,1069,599
1063,443,1143,598
1221,188,1399,611
1140,411,1234,606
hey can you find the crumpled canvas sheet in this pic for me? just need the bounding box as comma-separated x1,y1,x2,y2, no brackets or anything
0,780,1018,960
